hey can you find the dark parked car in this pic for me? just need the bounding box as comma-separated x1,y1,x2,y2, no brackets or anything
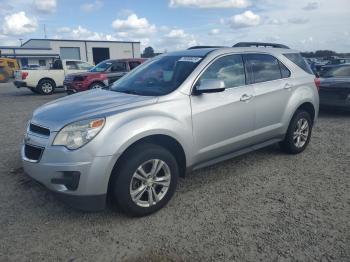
64,58,146,94
319,64,350,110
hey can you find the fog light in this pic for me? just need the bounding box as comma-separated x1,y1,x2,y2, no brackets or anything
51,171,80,190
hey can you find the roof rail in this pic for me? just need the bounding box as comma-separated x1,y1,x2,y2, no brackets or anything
233,42,290,49
187,45,226,50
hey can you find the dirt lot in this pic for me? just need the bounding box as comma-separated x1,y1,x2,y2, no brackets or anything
0,82,349,262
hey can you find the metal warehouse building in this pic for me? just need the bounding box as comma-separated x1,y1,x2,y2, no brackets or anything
0,39,141,68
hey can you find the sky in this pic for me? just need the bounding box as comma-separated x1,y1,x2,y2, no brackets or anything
0,0,349,53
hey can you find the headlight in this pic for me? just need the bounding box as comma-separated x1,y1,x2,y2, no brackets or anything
53,118,105,150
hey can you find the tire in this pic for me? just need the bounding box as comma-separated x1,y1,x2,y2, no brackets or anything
279,110,313,154
111,143,179,217
89,82,104,90
38,79,55,95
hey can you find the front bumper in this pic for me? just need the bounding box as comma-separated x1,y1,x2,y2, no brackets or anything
21,131,118,211
14,80,27,88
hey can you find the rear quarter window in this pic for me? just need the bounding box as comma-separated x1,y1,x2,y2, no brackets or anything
283,53,314,75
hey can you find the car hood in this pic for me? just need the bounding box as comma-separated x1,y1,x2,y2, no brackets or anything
32,89,157,131
67,71,102,77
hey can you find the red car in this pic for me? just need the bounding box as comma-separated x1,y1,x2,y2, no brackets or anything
64,58,146,94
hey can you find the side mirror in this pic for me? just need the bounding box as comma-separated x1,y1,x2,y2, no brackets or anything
194,79,225,94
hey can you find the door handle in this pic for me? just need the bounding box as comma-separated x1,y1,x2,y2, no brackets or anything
240,94,253,102
284,83,293,89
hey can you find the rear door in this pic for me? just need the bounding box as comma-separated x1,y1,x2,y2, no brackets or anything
190,54,255,163
243,53,292,142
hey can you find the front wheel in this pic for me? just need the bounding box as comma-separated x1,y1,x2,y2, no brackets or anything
89,82,104,90
111,143,179,217
279,110,313,154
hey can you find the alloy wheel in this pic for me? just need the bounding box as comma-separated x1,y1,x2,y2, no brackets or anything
293,118,309,148
42,82,53,93
129,159,171,207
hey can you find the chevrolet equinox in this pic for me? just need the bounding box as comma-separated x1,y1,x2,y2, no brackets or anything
22,43,320,216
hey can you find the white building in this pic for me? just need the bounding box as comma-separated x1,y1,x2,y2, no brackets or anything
0,39,141,68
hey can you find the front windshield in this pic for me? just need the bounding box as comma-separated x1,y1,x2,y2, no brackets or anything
90,61,112,72
110,55,203,96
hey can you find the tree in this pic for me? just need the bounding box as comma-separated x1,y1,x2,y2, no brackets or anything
142,46,155,58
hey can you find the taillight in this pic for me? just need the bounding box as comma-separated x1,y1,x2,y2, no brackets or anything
314,78,320,91
21,72,28,80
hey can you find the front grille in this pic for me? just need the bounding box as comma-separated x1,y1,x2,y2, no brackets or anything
24,144,44,162
29,123,50,136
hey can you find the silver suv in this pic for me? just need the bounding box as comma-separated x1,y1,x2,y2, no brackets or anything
22,43,319,216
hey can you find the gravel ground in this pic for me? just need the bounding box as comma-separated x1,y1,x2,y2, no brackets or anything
0,82,349,262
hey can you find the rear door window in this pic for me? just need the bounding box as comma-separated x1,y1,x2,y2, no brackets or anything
283,53,314,74
243,54,282,84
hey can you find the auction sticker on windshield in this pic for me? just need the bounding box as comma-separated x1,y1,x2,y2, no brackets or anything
178,57,202,63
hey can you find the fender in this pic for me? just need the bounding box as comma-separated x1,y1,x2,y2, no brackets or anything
282,80,318,134
94,101,194,166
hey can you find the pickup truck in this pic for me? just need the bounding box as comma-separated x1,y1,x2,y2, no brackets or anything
14,59,93,95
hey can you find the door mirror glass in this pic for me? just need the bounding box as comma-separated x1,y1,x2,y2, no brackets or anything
195,79,225,94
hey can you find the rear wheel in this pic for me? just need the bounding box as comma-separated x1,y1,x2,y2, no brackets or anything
38,79,55,95
111,143,179,217
279,110,312,154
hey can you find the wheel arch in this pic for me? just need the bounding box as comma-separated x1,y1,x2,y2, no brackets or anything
89,81,105,89
111,134,187,179
296,102,315,123
37,77,56,88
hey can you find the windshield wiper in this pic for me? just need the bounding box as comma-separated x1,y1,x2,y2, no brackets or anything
115,90,145,96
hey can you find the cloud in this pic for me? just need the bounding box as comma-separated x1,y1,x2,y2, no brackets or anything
57,25,116,41
303,2,319,11
228,10,261,28
169,0,250,8
0,1,13,15
33,0,57,13
1,11,38,36
288,18,309,24
56,27,71,33
112,14,156,38
81,0,103,12
208,28,220,35
158,28,197,50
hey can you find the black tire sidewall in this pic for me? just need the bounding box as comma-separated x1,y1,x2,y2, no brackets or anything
282,110,313,154
38,79,55,95
112,144,179,216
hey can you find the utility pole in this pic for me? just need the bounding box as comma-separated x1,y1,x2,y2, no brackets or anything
44,24,47,39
